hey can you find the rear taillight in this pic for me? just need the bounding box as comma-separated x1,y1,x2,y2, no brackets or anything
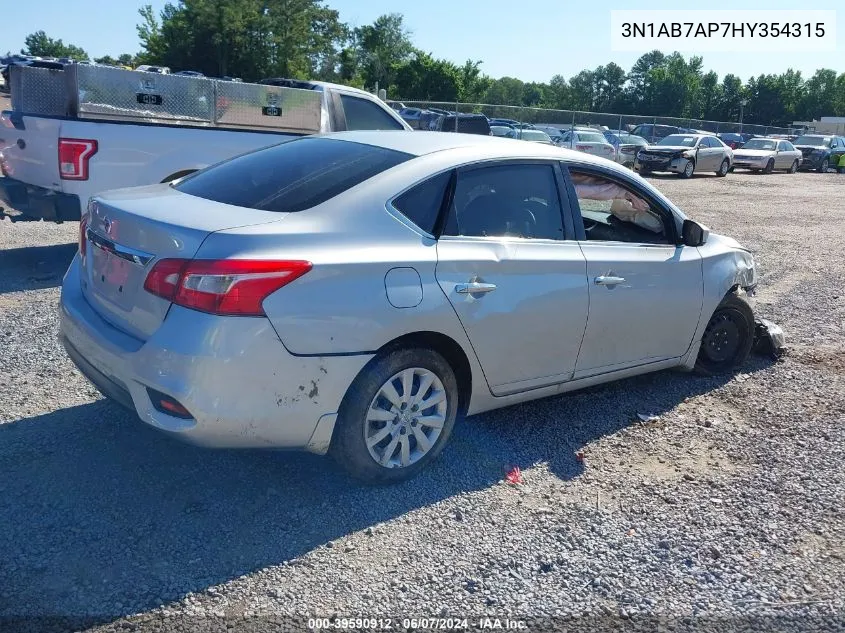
79,215,89,264
143,259,312,316
576,144,590,151
58,138,98,180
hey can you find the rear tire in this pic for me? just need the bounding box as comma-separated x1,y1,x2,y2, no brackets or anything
330,348,459,484
763,158,775,174
694,293,755,376
788,160,798,173
716,159,729,177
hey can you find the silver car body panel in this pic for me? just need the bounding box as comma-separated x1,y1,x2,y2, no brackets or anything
59,131,758,449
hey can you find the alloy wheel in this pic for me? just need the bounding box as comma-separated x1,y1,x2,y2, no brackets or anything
364,367,448,469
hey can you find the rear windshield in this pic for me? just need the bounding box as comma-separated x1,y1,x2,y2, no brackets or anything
174,137,412,212
576,132,606,143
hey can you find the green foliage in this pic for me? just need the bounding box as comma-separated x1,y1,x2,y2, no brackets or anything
22,31,88,60
27,9,843,125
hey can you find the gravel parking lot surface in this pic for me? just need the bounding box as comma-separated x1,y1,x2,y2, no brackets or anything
1,170,844,632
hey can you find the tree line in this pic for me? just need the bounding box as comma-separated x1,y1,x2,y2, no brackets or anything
16,0,845,125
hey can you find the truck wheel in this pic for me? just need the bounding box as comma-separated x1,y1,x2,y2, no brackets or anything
817,159,829,173
694,293,755,376
330,348,459,484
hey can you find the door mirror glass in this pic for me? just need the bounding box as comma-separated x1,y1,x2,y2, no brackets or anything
682,219,708,247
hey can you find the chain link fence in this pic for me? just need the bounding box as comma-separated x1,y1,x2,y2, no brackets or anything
388,100,807,138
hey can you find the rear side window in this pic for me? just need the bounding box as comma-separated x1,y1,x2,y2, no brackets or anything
174,137,411,212
392,171,451,235
341,95,405,130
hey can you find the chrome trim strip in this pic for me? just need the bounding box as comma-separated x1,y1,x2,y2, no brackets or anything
86,229,154,266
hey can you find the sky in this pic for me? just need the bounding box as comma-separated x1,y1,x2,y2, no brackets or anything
2,0,841,84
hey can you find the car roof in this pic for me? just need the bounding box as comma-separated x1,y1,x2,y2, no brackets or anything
319,130,625,169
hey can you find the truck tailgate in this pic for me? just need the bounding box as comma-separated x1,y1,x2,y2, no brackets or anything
0,112,62,190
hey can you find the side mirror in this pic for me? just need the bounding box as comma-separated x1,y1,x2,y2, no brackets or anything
682,219,709,247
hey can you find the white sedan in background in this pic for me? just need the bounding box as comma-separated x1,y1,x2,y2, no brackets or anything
560,130,617,160
731,138,802,173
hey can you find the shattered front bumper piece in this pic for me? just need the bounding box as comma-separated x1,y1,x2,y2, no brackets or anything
753,318,785,359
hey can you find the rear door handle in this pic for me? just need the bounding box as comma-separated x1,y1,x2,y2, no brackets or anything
456,282,497,295
594,275,625,286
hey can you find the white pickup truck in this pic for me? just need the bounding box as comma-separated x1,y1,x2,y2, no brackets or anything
0,64,410,222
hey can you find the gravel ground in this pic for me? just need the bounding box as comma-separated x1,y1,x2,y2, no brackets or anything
1,170,844,633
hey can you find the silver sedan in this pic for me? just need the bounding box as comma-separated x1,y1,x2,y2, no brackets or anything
60,132,760,483
731,138,802,173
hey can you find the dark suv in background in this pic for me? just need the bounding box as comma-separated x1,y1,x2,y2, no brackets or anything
792,134,845,172
630,124,682,144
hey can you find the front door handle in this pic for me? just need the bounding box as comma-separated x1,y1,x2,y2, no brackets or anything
456,282,497,295
594,275,626,286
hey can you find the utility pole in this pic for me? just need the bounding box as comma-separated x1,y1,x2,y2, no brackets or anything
739,99,747,133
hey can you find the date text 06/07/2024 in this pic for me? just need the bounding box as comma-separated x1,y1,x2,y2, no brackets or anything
307,617,528,630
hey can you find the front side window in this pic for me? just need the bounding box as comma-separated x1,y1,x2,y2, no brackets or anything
570,170,670,245
341,94,405,130
174,137,411,212
442,163,564,240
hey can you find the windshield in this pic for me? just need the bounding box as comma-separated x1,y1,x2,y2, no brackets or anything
793,135,830,147
741,139,777,151
658,135,697,147
576,132,606,143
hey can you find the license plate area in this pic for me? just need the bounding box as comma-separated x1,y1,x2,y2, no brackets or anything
90,243,143,310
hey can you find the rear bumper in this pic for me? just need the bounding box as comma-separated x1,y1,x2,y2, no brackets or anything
59,255,372,452
0,177,81,221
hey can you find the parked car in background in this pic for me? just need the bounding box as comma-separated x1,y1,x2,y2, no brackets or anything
60,131,761,483
434,113,491,135
717,133,746,150
174,70,205,77
637,134,732,178
398,107,427,129
731,138,801,173
792,134,845,172
630,124,682,144
418,108,451,131
135,65,171,74
490,125,517,138
488,118,522,128
560,130,616,160
605,132,649,168
517,129,554,144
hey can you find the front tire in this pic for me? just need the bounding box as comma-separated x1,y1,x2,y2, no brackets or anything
716,159,729,177
330,348,459,483
694,293,755,375
763,158,775,174
818,159,829,173
680,159,695,179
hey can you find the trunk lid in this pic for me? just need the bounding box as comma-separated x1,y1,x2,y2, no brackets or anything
0,112,63,189
81,184,285,340
576,142,616,158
